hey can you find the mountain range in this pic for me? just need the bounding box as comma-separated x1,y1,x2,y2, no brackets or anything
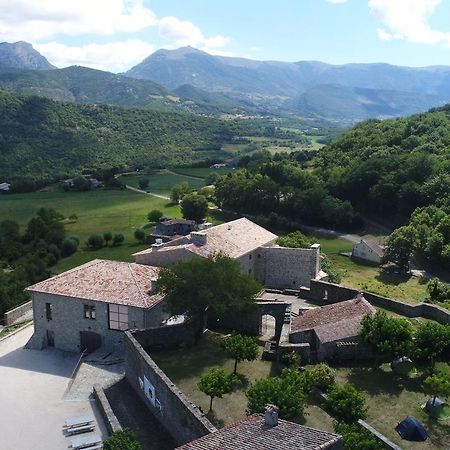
2,41,450,121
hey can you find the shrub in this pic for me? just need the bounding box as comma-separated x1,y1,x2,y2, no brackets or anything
104,429,142,450
87,234,105,249
103,231,113,246
61,237,79,256
134,228,146,243
308,364,336,391
282,351,301,368
335,423,383,450
325,384,367,423
148,209,163,223
112,233,125,246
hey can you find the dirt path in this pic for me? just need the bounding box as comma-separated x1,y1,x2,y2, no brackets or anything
124,185,170,200
300,224,363,244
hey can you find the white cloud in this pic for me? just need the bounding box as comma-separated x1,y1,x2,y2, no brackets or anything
369,0,450,46
158,16,231,54
0,0,157,41
35,40,155,72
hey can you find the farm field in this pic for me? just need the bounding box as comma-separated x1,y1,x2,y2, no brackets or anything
150,331,334,431
334,362,450,450
0,189,182,274
171,167,233,179
118,170,205,195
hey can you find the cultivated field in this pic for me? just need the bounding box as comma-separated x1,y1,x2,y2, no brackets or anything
0,189,182,274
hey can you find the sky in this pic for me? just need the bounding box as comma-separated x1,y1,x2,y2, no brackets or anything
1,0,450,72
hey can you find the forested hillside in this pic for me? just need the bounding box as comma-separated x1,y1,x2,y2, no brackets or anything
0,89,243,183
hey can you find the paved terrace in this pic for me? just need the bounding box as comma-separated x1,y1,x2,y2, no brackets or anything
0,326,107,450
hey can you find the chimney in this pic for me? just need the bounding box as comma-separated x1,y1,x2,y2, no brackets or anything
264,404,279,427
356,292,363,302
190,231,207,246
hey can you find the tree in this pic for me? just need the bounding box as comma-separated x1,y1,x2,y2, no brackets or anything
103,231,112,246
277,231,311,249
205,172,219,185
138,178,149,190
222,333,258,374
112,233,125,246
134,228,146,243
308,363,336,392
181,193,208,222
383,225,416,271
156,255,261,329
148,209,163,223
73,175,90,191
360,311,413,360
246,369,308,422
170,182,190,203
61,237,79,256
87,234,104,249
198,367,235,411
415,322,450,368
325,384,367,423
423,374,450,406
104,429,142,450
334,423,383,450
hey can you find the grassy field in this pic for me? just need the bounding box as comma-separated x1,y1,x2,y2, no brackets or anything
0,189,182,274
334,362,450,450
306,234,428,303
150,331,334,430
171,167,233,179
118,171,205,195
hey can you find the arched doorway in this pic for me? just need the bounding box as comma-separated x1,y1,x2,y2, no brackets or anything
260,314,276,341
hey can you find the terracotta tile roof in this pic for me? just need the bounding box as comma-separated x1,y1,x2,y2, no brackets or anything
160,219,196,226
134,217,277,259
175,414,341,450
291,297,376,343
26,259,162,309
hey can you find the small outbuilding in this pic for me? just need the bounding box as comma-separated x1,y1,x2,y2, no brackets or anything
395,417,428,441
425,397,450,420
352,239,384,265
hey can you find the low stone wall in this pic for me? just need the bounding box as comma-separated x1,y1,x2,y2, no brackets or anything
358,420,403,450
3,301,32,326
132,321,199,350
124,331,216,446
93,384,122,434
307,280,450,325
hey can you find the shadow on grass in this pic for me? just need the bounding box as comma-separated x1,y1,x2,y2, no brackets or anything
375,269,412,287
233,373,250,389
345,366,425,396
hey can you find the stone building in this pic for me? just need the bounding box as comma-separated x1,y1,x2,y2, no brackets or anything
289,296,376,362
26,259,166,353
134,217,326,289
352,239,384,265
155,218,196,236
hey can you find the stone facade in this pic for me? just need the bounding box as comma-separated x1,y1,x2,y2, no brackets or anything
27,291,166,353
124,332,216,446
352,240,383,265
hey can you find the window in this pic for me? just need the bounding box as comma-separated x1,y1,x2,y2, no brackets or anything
249,254,252,260
46,303,53,321
84,304,96,320
109,304,128,330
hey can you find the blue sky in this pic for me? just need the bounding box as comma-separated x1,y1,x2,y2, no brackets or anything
1,1,450,72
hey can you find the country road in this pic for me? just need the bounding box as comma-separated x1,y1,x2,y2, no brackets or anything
124,184,170,200
300,224,364,244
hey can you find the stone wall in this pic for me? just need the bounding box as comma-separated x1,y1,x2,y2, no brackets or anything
93,384,122,434
3,301,32,326
307,279,450,325
259,244,321,289
124,331,216,446
28,292,164,352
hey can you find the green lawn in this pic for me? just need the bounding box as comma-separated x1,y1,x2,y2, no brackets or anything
171,167,233,179
0,189,182,274
118,171,205,195
150,331,333,430
306,235,428,303
334,363,450,450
